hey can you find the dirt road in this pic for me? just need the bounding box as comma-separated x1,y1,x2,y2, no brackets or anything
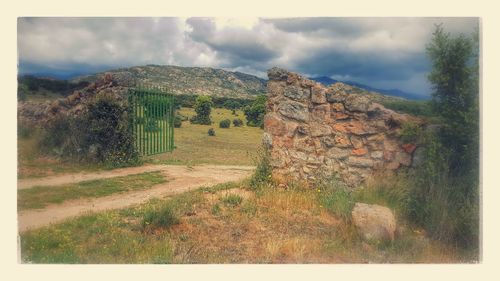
17,164,254,232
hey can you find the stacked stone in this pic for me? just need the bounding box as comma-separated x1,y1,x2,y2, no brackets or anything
264,67,421,187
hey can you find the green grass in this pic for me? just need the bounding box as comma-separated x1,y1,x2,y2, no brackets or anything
220,194,243,207
18,171,167,210
147,107,263,166
141,204,180,232
19,180,471,264
18,107,262,179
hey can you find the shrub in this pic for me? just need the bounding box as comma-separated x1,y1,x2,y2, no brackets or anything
190,96,213,125
244,95,266,127
18,121,35,139
141,204,180,231
232,118,243,127
174,115,182,128
249,147,272,190
219,119,230,128
40,93,139,166
399,121,422,144
208,128,215,136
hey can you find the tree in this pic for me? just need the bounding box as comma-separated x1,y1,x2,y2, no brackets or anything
426,24,479,180
190,95,213,125
244,95,267,128
407,24,480,248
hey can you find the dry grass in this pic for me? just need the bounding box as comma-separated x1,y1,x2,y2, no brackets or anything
20,180,469,263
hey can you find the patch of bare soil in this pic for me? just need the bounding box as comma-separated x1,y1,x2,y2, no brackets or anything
18,165,254,232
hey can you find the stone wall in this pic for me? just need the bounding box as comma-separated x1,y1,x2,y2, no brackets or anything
18,73,127,127
264,67,422,187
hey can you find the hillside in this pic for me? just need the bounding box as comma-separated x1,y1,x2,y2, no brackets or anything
71,65,267,99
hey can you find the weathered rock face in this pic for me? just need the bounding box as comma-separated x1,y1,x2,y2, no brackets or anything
265,67,422,187
351,203,396,241
18,73,128,127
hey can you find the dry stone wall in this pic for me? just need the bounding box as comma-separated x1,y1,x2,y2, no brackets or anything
264,67,422,187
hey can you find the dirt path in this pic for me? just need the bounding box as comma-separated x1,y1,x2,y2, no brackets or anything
18,164,254,232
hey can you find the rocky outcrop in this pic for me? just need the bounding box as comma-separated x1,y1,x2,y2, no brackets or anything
18,73,128,127
351,203,396,241
265,67,423,187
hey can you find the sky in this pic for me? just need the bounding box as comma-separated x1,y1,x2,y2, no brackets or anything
17,17,478,98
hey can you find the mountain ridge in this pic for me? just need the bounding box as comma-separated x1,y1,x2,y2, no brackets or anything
71,65,267,99
310,76,428,101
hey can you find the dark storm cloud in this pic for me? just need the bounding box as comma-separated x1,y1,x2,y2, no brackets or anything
291,49,429,81
17,17,479,97
186,18,280,65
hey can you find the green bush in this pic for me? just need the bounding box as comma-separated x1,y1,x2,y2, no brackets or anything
232,118,243,127
244,95,266,127
174,115,182,128
208,128,215,136
40,93,139,166
399,121,422,144
406,133,479,249
190,96,213,125
219,119,230,128
141,204,180,231
249,147,272,190
18,121,35,139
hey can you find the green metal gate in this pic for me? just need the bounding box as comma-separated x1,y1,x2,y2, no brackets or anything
128,87,175,156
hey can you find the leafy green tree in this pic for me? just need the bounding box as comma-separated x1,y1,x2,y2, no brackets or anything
406,24,480,249
426,24,479,181
244,95,267,128
190,95,213,125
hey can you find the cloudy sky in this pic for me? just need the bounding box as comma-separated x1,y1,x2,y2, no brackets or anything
18,17,478,97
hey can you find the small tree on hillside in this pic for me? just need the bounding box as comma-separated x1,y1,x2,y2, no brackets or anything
190,95,213,125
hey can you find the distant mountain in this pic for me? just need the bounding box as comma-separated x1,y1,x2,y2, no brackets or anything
72,65,267,99
310,76,428,101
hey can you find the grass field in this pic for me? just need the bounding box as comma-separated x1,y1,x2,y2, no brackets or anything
20,180,469,263
18,171,167,210
17,107,263,178
144,107,262,166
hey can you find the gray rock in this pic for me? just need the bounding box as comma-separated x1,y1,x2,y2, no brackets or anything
326,90,346,103
262,132,273,149
348,157,374,168
311,86,327,104
321,135,336,148
278,100,309,122
352,203,396,241
284,86,309,101
370,151,383,159
267,67,289,81
344,95,371,112
327,147,351,159
310,123,333,137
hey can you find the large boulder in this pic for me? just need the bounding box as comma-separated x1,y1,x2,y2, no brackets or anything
351,203,396,241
